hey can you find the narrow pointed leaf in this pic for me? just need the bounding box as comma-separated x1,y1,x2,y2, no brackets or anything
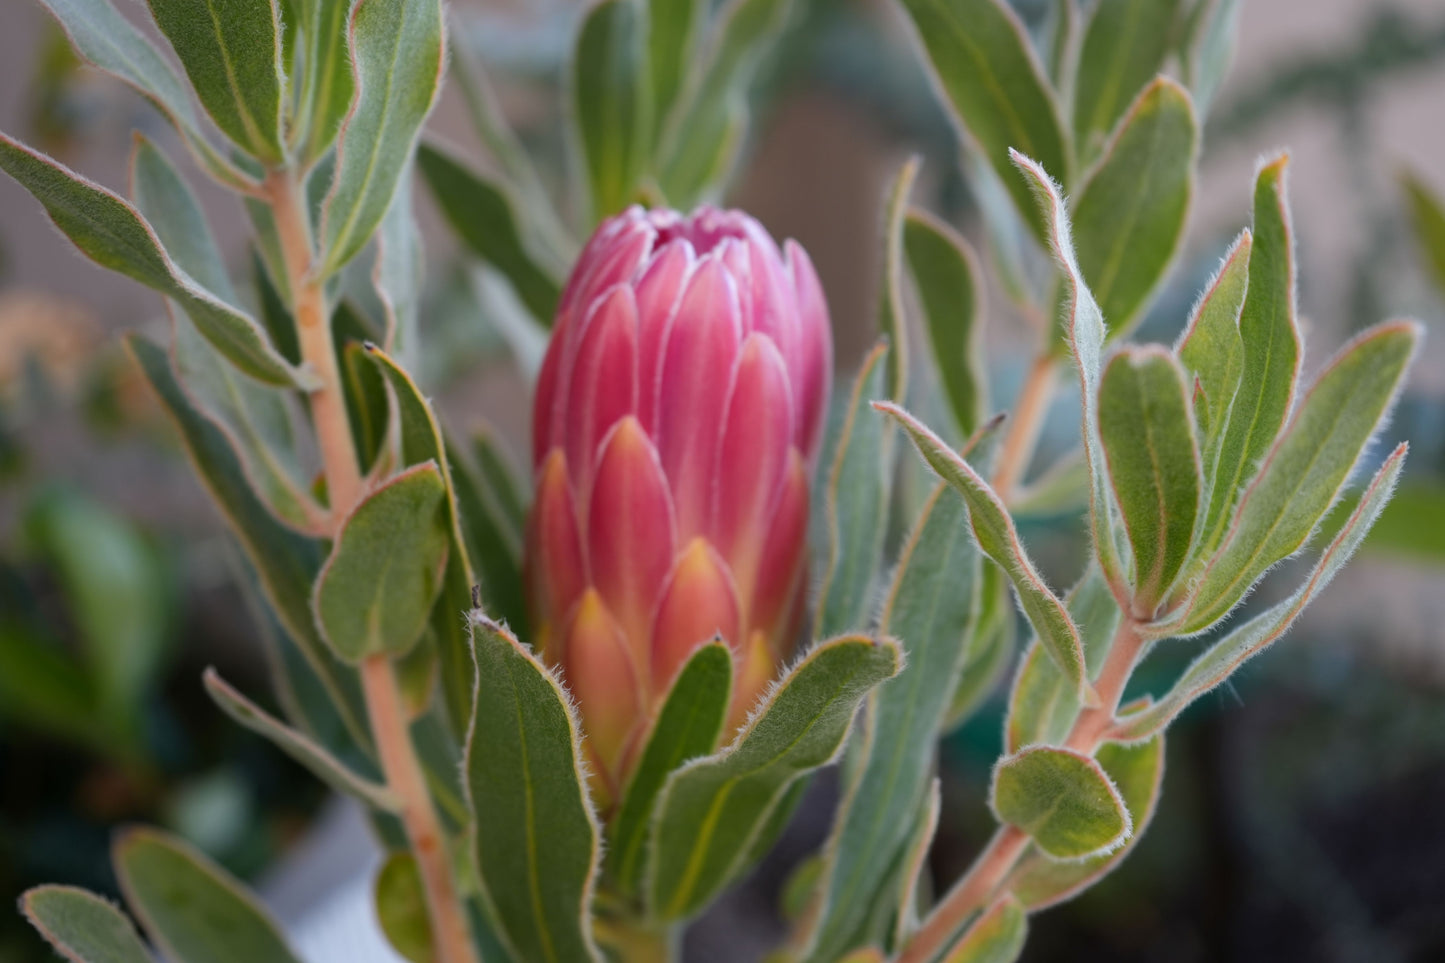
1120,445,1407,740
472,428,528,543
21,886,154,963
466,616,601,963
145,0,285,161
879,401,1089,703
815,342,893,637
609,641,732,896
375,171,424,365
647,0,701,144
1179,0,1240,117
1071,78,1197,338
647,635,902,920
939,893,1026,963
943,562,1015,730
417,142,562,325
1176,230,1250,473
374,853,432,963
897,0,1070,243
114,828,303,963
1182,322,1418,631
991,746,1130,860
0,135,299,386
295,0,356,163
1099,347,1200,608
1402,170,1445,295
574,0,650,221
906,208,986,438
448,439,526,632
1072,0,1185,160
203,669,398,811
320,0,443,274
892,778,942,946
878,158,919,402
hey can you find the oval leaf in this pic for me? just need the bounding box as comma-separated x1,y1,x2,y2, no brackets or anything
1072,0,1186,160
991,746,1130,861
1175,229,1250,474
21,886,154,963
374,852,433,963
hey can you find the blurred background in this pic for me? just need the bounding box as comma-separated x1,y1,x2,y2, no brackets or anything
1,0,1443,960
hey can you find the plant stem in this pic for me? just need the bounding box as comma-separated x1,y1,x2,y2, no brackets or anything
264,168,478,963
992,354,1056,503
897,617,1147,962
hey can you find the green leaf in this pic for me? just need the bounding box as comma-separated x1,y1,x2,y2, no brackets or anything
293,0,356,163
1195,155,1302,559
574,0,650,222
1401,168,1445,298
448,438,526,633
341,339,391,474
806,485,980,960
0,135,301,386
1118,444,1408,740
938,893,1026,963
1179,0,1240,117
906,208,986,439
815,341,893,637
1003,731,1164,909
0,624,104,751
114,828,303,963
608,641,732,896
21,886,154,963
879,401,1091,705
144,0,284,161
991,746,1130,860
472,428,528,544
1072,0,1185,161
1176,229,1250,477
647,635,902,920
1070,77,1197,338
892,778,942,945
943,562,1015,730
375,170,424,366
647,0,701,145
878,157,919,403
320,0,443,274
127,335,371,748
1179,321,1418,632
1011,450,1089,519
466,616,601,963
315,462,450,662
203,668,397,811
1098,347,1200,609
897,0,1070,243
417,142,562,325
1347,482,1445,563
374,852,433,963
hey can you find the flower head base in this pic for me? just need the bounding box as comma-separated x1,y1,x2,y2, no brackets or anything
527,205,832,800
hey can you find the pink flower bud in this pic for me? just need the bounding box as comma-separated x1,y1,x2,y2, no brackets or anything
526,205,832,801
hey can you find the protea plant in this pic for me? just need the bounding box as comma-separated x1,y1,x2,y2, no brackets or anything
527,205,833,802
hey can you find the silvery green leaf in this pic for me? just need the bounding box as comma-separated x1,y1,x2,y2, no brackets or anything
573,0,650,222
375,168,424,365
1072,0,1185,162
893,778,941,945
936,893,1026,963
647,0,702,146
0,135,302,387
320,0,444,275
906,208,986,440
1118,444,1408,740
114,828,303,963
1071,77,1197,339
1011,450,1089,520
448,437,527,633
293,0,356,164
1179,0,1241,118
145,0,285,162
897,0,1071,243
943,562,1015,730
1178,321,1419,632
647,635,902,920
1098,347,1200,610
879,401,1092,705
1176,230,1250,479
1045,0,1077,90
21,886,154,963
991,746,1130,861
878,157,919,403
466,616,602,963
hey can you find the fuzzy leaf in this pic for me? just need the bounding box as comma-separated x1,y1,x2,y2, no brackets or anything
897,0,1070,243
466,617,601,963
0,135,299,386
943,562,1015,730
1120,445,1408,740
294,0,356,163
906,209,986,438
417,142,562,325
145,0,284,161
807,485,980,959
315,463,450,662
1181,322,1418,631
647,0,701,145
1176,230,1250,474
21,886,154,963
608,641,732,896
1070,77,1197,338
114,828,303,963
991,746,1130,861
320,0,443,274
1004,732,1164,909
939,893,1026,963
647,635,902,920
203,669,397,811
1179,0,1240,117
878,158,919,402
1072,0,1185,160
879,402,1090,704
1099,347,1200,608
375,171,424,364
374,853,432,963
815,342,893,637
574,0,650,221
1195,156,1301,558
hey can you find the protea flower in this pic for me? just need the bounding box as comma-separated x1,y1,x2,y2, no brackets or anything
527,205,832,801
